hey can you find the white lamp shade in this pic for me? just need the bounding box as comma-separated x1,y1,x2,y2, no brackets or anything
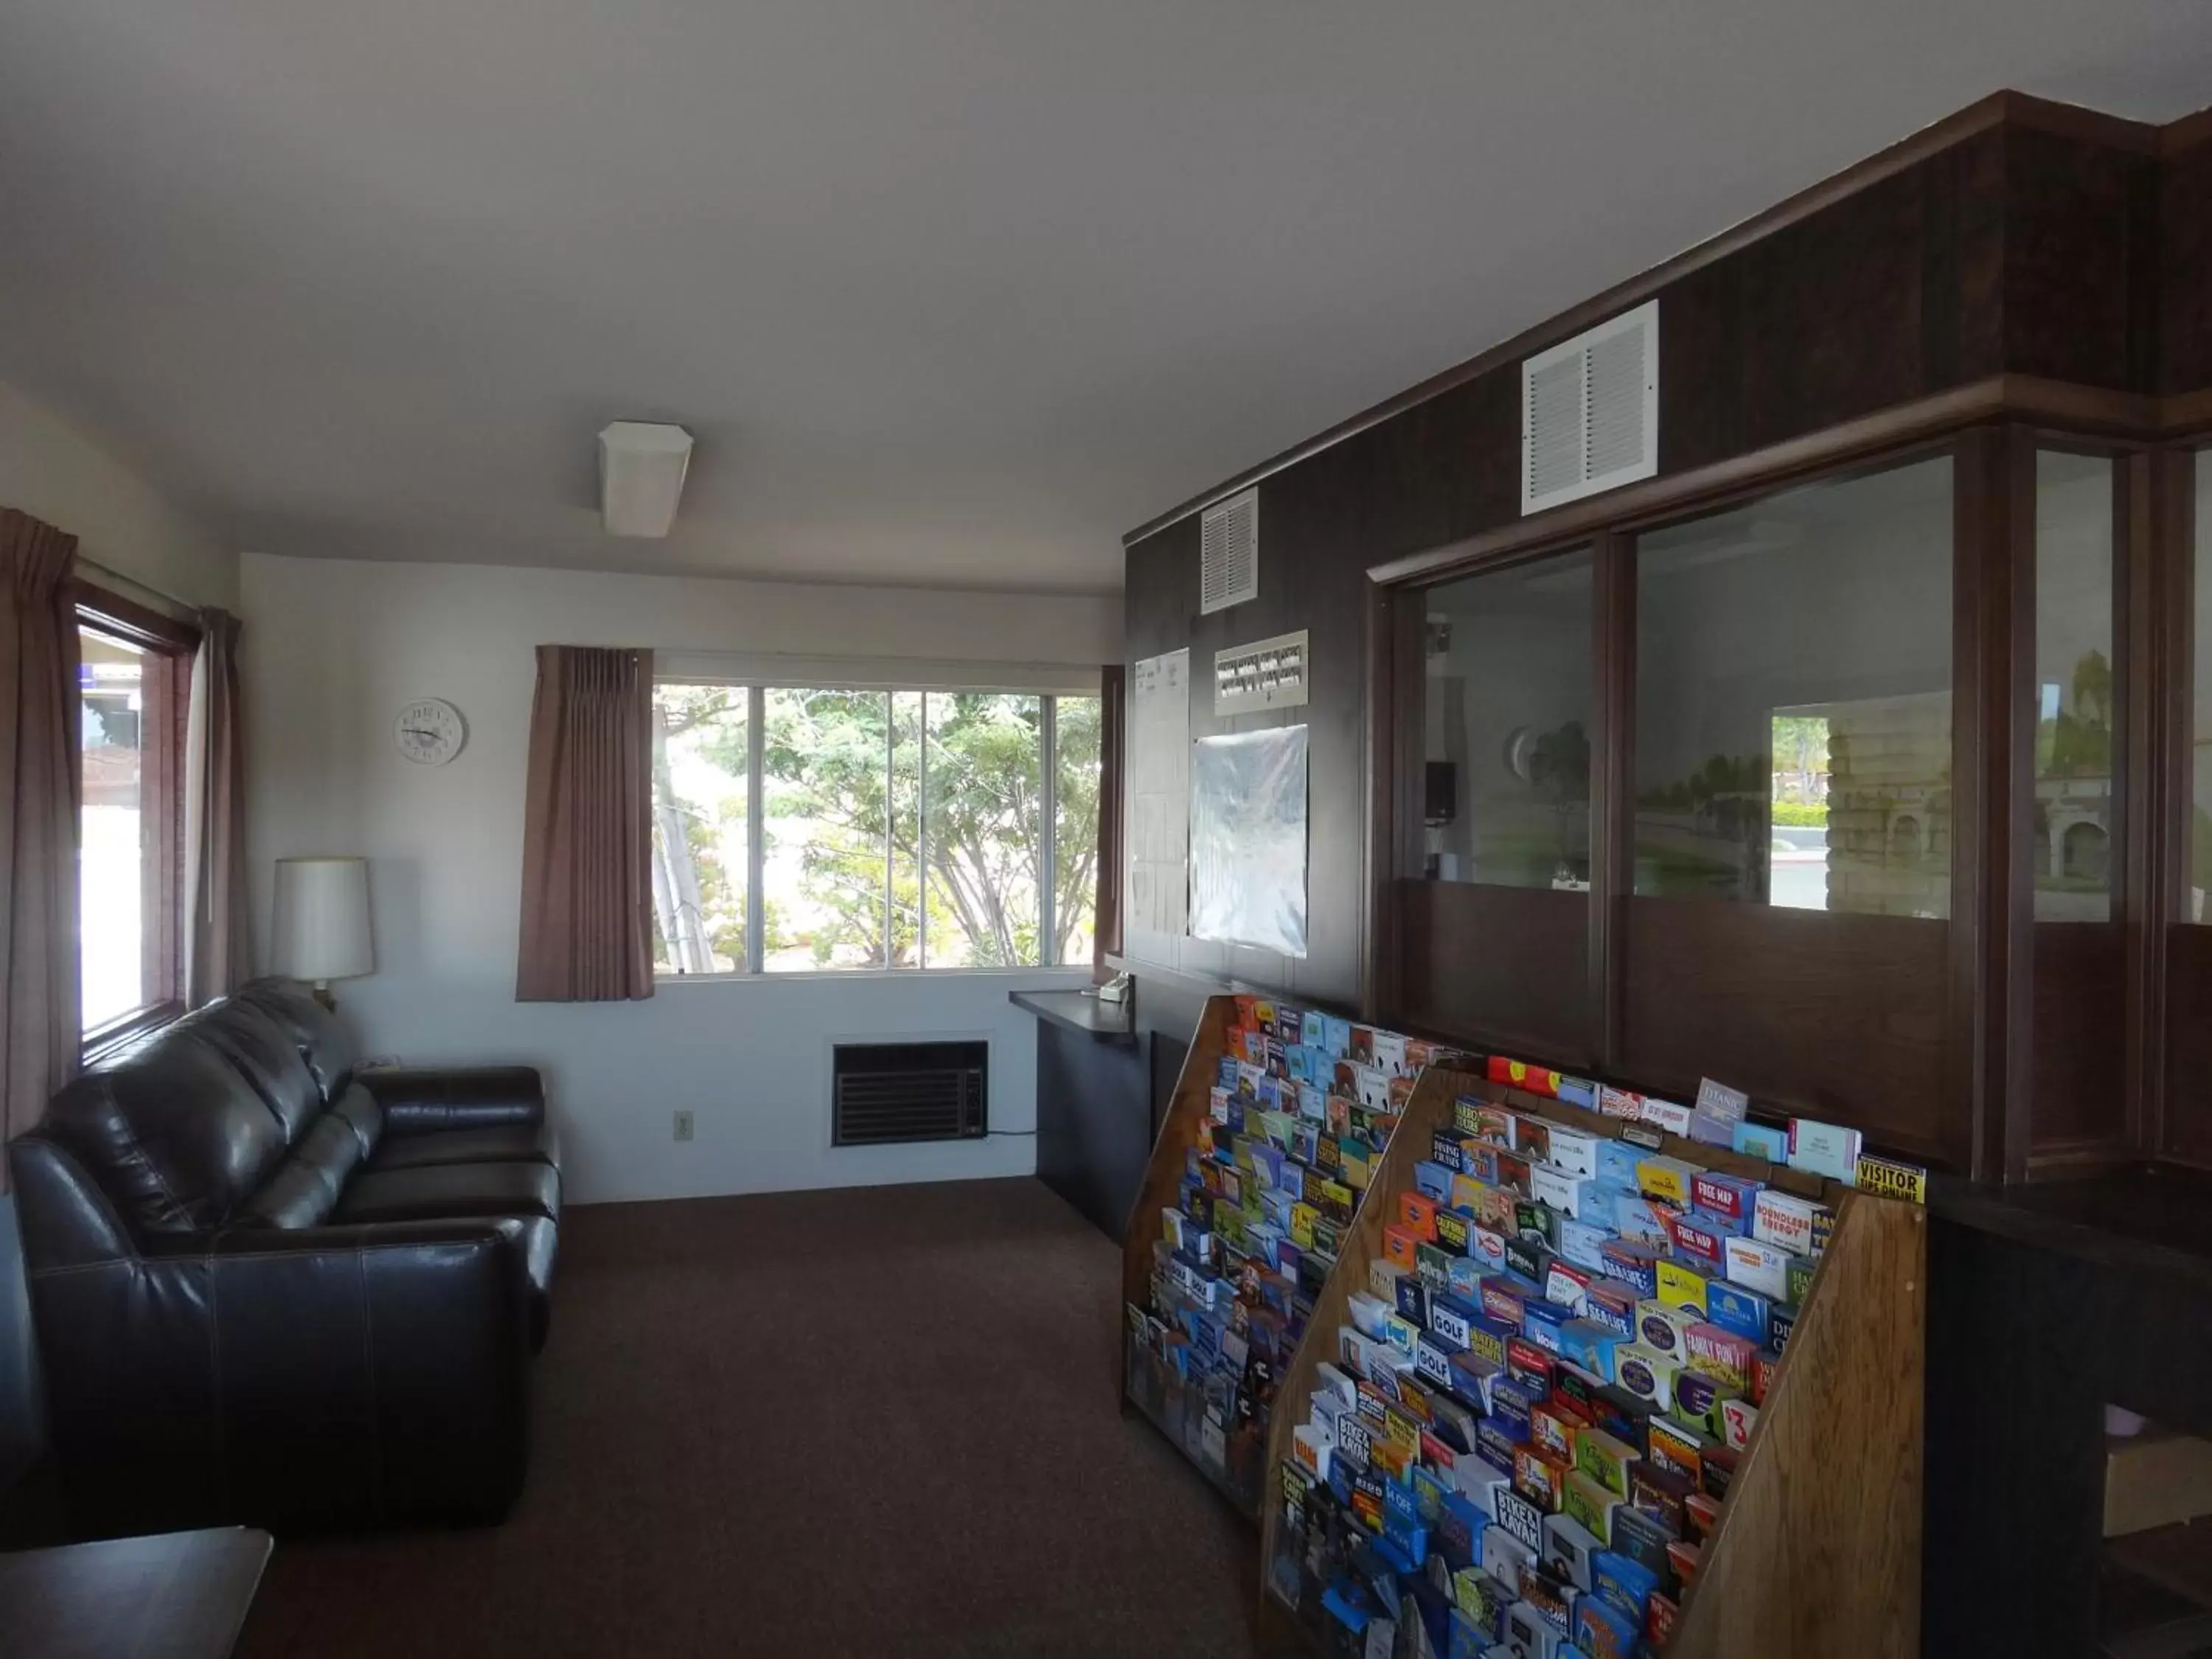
272,857,375,982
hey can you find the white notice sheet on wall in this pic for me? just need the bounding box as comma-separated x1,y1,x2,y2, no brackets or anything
1124,649,1191,953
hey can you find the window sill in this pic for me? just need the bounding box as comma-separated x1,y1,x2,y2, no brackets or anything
82,1001,186,1065
652,966,1096,987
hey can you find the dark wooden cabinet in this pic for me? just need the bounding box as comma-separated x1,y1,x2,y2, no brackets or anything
1020,991,1152,1239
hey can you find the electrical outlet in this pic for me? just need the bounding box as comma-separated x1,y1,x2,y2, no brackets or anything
672,1110,694,1143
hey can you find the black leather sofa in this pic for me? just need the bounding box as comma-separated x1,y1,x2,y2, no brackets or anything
6,978,560,1536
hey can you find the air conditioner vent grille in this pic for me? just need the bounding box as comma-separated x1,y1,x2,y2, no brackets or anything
1522,301,1659,515
1200,487,1260,614
831,1040,988,1146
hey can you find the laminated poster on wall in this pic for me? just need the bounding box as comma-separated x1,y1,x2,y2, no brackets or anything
1189,724,1308,957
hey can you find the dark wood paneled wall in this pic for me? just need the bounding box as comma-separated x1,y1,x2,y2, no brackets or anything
1120,93,2211,1178
2157,119,2212,397
1394,882,1590,1068
1621,901,1957,1165
2169,931,2212,1168
2003,123,2160,393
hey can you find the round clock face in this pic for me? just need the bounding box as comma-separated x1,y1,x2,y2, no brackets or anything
395,698,466,766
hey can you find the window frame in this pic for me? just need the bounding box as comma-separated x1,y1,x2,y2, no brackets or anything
72,580,198,1054
2177,440,2210,924
650,666,1101,980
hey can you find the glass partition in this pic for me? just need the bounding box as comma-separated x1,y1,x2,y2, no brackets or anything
1419,545,1593,888
1632,456,1955,913
2031,451,2116,922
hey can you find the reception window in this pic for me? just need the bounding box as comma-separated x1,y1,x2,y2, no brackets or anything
1419,545,1594,889
1632,456,1955,913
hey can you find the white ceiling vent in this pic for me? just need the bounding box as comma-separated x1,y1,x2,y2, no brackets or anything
1200,487,1259,614
1521,301,1659,515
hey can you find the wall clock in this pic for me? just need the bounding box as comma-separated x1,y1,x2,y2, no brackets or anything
394,698,467,766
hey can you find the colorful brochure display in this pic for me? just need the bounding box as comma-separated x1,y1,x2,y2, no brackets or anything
1122,995,1471,1515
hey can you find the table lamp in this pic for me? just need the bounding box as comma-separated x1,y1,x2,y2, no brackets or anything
272,856,374,1009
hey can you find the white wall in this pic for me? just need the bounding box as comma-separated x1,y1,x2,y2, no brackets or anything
0,378,234,610
0,375,237,1481
240,552,1121,1204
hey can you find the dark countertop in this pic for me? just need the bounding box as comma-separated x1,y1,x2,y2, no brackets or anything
1930,1163,2212,1293
1009,987,1136,1043
0,1526,274,1658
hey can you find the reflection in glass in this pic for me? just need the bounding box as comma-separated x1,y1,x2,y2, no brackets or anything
2193,451,2211,919
2032,451,2115,922
1422,546,1593,888
1633,457,1955,913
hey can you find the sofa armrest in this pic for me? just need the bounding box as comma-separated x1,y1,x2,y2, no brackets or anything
358,1065,546,1133
35,1219,534,1533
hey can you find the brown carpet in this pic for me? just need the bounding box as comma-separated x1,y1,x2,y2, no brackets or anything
234,1178,1259,1659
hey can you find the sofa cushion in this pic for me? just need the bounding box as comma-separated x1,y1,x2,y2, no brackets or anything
335,1161,561,1227
325,1081,386,1161
234,977,359,1105
234,1113,368,1228
45,1028,288,1234
178,1000,326,1145
366,1119,560,1174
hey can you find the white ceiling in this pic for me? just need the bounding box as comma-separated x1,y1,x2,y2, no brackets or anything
3,2,2207,595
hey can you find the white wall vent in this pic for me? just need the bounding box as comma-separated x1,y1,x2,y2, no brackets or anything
1520,301,1659,515
1200,487,1260,614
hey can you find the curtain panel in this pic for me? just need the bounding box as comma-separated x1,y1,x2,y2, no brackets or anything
1092,661,1125,980
184,607,251,1004
0,510,82,1180
517,644,655,1001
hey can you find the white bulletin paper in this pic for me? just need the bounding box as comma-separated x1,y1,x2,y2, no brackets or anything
1124,649,1191,953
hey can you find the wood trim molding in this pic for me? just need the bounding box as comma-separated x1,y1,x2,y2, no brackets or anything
2119,453,2164,1159
2157,451,2199,1162
2160,104,2212,157
1359,578,1415,1023
2163,388,2212,439
1367,376,2161,590
2023,1138,2146,1180
69,578,201,653
1997,428,2041,1184
1950,428,1998,1180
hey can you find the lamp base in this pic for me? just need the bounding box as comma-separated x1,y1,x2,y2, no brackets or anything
310,979,336,1013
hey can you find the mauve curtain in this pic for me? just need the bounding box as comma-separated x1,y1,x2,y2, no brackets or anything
517,644,655,1001
184,608,251,1004
0,510,82,1178
1092,662,1125,981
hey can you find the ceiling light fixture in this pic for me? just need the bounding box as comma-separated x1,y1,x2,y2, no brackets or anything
597,420,693,538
